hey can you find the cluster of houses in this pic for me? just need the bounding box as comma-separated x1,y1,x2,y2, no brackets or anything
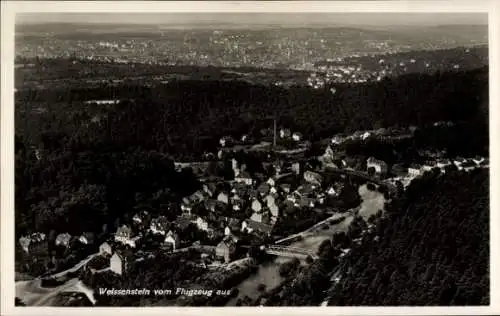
219,127,304,149
278,128,303,142
19,231,96,255
330,126,416,146
406,156,488,177
98,156,350,271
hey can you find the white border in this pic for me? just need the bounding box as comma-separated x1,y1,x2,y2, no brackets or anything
1,1,499,316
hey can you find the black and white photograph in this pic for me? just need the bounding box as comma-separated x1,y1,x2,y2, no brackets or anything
1,0,498,314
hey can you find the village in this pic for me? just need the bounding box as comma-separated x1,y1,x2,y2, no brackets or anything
16,120,489,306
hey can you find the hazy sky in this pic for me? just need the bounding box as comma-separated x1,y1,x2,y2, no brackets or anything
16,13,488,27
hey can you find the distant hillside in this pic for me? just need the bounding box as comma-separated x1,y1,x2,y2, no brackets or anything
15,66,488,160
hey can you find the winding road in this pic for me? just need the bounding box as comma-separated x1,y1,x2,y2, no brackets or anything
16,252,99,306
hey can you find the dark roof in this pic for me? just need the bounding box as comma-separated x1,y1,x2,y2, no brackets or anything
217,235,237,249
245,220,273,234
257,183,271,194
236,171,252,179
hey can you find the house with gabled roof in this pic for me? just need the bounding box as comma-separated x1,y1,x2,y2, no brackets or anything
235,171,253,186
266,177,276,187
115,225,133,244
304,171,323,185
149,216,170,235
99,242,112,256
55,233,72,248
251,198,263,213
366,157,388,175
110,250,133,276
19,232,47,254
78,232,95,245
292,132,303,142
280,183,291,193
216,234,238,263
164,230,180,251
217,192,229,204
232,199,244,212
194,216,213,233
132,210,150,225
408,164,422,176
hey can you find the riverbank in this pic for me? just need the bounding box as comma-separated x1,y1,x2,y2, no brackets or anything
227,184,386,306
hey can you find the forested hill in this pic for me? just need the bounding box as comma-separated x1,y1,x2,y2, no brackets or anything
328,169,489,306
16,67,488,161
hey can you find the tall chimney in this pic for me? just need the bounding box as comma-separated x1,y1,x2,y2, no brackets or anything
273,118,277,148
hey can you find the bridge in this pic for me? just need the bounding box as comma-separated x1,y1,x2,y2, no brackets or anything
264,245,319,260
323,166,397,195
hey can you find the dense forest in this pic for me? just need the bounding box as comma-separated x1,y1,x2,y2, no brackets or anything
16,66,488,161
262,169,489,306
328,169,489,305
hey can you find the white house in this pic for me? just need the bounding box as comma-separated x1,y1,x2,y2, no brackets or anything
251,199,263,213
180,201,193,214
164,230,180,251
78,232,95,245
235,171,253,186
266,178,276,187
360,131,371,141
217,192,229,204
473,156,485,165
422,163,434,172
327,186,337,196
224,226,232,236
241,220,254,234
115,225,133,244
269,204,279,219
55,233,72,248
150,216,170,235
250,212,263,223
110,252,131,276
99,242,112,256
280,184,291,193
264,194,277,209
331,135,344,145
304,171,323,185
19,236,32,253
220,136,234,147
292,132,303,141
280,128,291,139
195,216,210,232
408,164,422,177
292,162,302,175
366,157,388,175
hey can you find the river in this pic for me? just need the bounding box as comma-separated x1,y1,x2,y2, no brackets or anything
226,183,385,306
